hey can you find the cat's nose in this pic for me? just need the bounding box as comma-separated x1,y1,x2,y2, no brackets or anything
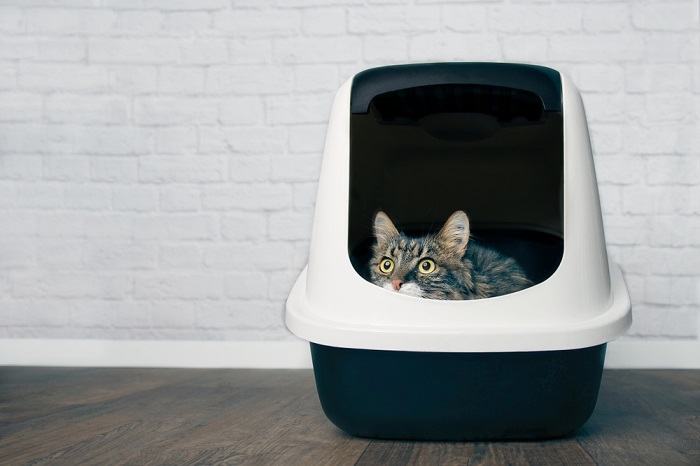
391,279,403,291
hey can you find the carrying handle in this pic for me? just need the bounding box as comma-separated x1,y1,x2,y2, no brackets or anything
350,63,562,114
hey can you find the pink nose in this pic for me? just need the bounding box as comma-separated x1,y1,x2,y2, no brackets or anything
391,279,403,291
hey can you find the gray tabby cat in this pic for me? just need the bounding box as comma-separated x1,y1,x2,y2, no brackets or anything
369,210,531,300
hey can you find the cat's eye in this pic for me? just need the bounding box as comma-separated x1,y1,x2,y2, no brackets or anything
418,258,436,274
378,258,394,274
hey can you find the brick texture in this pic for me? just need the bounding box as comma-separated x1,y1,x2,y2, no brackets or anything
0,0,698,342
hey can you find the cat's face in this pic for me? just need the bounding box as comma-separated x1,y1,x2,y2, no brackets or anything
369,211,471,300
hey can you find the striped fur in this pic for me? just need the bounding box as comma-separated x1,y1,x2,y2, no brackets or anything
369,211,532,300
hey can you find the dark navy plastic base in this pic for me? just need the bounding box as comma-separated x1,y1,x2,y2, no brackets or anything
310,343,606,440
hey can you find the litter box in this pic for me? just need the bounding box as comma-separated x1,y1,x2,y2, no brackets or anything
285,63,632,440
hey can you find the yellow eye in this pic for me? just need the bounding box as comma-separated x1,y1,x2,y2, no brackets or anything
418,258,436,274
378,258,394,274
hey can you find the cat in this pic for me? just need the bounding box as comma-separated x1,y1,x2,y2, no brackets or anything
369,210,531,300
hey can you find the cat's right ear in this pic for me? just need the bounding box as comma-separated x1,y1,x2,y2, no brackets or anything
373,211,399,245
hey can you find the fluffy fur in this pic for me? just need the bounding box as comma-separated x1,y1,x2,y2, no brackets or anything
369,211,531,300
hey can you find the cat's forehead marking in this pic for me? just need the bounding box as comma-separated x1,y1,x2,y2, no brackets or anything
383,235,437,264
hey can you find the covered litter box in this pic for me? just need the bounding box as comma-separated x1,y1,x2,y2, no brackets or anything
285,63,632,440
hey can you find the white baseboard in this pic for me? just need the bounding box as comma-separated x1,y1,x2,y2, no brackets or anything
604,340,700,369
0,338,698,369
0,339,313,369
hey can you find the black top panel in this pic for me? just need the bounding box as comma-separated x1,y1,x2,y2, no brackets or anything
351,63,562,114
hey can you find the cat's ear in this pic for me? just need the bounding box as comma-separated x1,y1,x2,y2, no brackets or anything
373,211,399,245
437,211,470,257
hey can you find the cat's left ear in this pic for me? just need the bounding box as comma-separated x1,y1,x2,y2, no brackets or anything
437,211,470,257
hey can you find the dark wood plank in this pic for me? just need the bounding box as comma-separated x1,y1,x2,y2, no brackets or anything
0,367,196,431
575,370,700,466
0,368,697,465
0,368,369,465
355,439,596,466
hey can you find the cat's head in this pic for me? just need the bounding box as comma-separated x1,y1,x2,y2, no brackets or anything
368,210,471,299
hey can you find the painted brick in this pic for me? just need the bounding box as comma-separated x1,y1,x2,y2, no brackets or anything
500,35,547,62
288,124,326,153
573,65,624,93
409,33,500,61
198,126,286,154
650,216,700,247
647,156,700,186
266,94,333,124
159,244,202,269
206,65,293,95
218,97,264,125
621,186,691,215
112,186,158,212
293,65,339,92
163,12,211,33
230,156,271,182
46,95,129,125
134,274,223,299
220,212,267,240
224,271,268,298
623,125,679,155
91,158,138,183
202,184,291,211
632,3,697,31
26,8,117,34
0,93,40,122
107,65,158,94
0,240,37,269
274,36,361,63
595,156,644,185
139,156,227,183
89,38,180,64
158,67,205,94
268,210,313,240
19,64,110,92
0,0,697,344
63,185,113,211
625,64,692,93
115,10,163,34
42,157,89,181
134,97,218,126
0,65,17,90
269,154,322,182
36,239,84,269
0,156,42,180
0,7,24,33
214,9,300,36
83,241,159,270
131,214,218,241
362,35,409,63
15,184,63,209
302,7,345,35
442,5,486,32
293,182,317,209
159,186,201,212
12,273,131,299
155,126,198,155
179,39,228,65
229,39,273,64
548,34,645,62
203,242,294,271
348,6,440,33
583,4,628,32
489,5,582,33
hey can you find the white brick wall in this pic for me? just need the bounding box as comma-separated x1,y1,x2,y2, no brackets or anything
0,0,698,344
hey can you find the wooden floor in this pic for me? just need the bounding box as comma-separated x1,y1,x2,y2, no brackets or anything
0,368,698,466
